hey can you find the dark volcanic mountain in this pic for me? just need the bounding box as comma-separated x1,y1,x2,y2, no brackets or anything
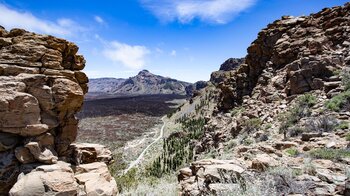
88,70,197,98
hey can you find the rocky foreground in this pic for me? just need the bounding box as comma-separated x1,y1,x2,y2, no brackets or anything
174,3,350,196
0,27,117,195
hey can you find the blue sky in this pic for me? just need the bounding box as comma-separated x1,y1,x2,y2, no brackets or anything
0,0,348,82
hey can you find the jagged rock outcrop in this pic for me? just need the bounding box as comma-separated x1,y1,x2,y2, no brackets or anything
217,3,350,110
185,81,208,97
0,27,117,195
210,58,244,85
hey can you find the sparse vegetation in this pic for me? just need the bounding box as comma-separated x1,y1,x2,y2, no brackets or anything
297,93,317,107
264,123,272,130
114,168,138,192
287,126,305,137
325,90,350,111
341,69,350,90
279,94,316,139
336,121,349,130
346,133,350,141
242,138,254,146
147,118,205,177
243,118,262,133
306,115,338,133
226,139,237,149
302,159,317,176
309,148,350,160
230,106,245,117
285,148,299,157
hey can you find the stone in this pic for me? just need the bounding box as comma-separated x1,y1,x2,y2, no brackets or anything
15,146,35,164
70,142,113,164
9,162,79,196
273,141,298,150
25,141,58,164
251,154,279,172
178,159,245,195
74,162,118,196
301,132,322,141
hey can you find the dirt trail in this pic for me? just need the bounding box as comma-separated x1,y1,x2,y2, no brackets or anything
124,116,166,174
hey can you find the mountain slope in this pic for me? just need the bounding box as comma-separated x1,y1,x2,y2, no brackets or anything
88,70,199,98
126,3,350,196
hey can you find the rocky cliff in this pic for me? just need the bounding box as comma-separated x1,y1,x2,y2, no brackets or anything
0,27,117,195
217,4,350,111
174,3,350,195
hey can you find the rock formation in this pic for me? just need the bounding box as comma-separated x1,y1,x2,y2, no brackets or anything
217,4,350,110
175,3,350,195
210,58,244,85
0,27,117,195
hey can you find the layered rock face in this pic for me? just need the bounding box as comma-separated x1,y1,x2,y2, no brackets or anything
177,3,350,195
218,3,350,110
0,27,116,195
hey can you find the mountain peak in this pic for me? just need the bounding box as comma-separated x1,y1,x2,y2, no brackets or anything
138,69,151,76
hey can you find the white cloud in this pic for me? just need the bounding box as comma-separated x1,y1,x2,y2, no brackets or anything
103,41,150,69
155,47,164,54
141,0,257,24
170,50,177,56
0,4,84,37
94,16,105,24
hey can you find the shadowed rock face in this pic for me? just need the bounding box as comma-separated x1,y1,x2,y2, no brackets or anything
210,58,245,85
0,28,117,195
217,3,350,110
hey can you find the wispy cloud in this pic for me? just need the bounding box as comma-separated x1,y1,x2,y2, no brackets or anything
94,15,105,25
0,4,85,37
170,50,177,56
103,41,150,69
141,0,257,24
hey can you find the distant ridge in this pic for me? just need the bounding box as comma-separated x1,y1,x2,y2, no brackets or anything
87,70,206,99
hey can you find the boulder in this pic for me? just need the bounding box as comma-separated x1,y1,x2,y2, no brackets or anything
9,162,78,196
74,162,118,196
70,143,113,164
178,159,245,195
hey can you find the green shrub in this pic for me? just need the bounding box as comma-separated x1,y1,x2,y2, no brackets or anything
297,93,317,108
285,148,299,157
268,166,302,178
279,101,311,139
243,118,262,133
306,115,338,133
243,138,254,146
309,148,350,160
345,133,350,141
226,139,237,149
336,121,349,130
325,90,350,111
265,124,272,130
342,70,350,90
230,106,245,117
288,126,305,137
115,168,138,192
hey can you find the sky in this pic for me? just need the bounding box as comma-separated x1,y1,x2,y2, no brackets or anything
0,0,348,82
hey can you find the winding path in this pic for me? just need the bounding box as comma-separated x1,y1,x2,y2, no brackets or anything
124,116,166,174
